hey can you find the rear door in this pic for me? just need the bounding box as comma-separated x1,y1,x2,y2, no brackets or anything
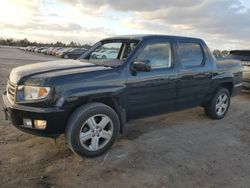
176,40,212,108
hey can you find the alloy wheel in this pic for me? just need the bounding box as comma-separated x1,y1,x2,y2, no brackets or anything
215,92,229,116
79,114,113,151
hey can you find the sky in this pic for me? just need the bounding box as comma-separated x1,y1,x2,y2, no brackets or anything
0,0,250,50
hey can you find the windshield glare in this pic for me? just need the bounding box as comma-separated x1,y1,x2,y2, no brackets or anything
79,40,139,67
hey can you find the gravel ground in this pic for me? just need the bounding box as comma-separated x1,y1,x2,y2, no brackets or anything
0,46,250,188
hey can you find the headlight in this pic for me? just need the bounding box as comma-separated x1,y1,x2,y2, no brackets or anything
17,85,51,101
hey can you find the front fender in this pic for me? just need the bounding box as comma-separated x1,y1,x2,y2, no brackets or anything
55,81,126,109
57,84,127,134
64,85,126,102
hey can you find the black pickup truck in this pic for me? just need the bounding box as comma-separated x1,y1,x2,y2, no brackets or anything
3,35,242,157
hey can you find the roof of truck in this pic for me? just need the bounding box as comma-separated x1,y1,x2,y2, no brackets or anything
102,34,202,41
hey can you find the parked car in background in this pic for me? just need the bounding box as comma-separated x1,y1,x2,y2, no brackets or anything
62,48,86,59
51,47,62,56
29,46,36,52
91,49,106,59
44,47,55,55
24,46,33,51
40,47,49,54
91,49,119,59
38,47,47,53
228,50,250,90
55,47,72,57
3,35,242,158
35,47,46,53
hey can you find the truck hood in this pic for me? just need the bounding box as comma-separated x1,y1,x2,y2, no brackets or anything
9,59,106,84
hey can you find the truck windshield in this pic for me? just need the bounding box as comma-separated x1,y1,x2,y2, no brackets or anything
78,39,139,67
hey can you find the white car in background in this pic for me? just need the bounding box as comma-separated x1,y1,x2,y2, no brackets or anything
91,49,118,59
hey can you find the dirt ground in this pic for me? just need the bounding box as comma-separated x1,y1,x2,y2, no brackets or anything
0,46,250,188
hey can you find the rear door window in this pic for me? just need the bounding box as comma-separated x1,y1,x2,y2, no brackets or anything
178,42,204,67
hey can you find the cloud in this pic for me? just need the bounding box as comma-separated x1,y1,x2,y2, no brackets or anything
0,0,115,43
1,0,250,49
0,22,83,32
60,0,203,11
59,0,250,49
0,21,114,44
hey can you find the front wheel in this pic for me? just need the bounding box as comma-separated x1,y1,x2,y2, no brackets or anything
65,103,120,157
204,87,231,119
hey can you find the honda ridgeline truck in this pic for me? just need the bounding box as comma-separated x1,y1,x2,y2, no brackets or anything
3,35,242,157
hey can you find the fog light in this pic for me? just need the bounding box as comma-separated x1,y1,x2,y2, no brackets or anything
23,118,33,128
34,120,47,130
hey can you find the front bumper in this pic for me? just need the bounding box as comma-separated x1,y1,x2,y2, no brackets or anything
2,91,70,138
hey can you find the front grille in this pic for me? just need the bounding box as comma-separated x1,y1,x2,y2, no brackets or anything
7,81,17,103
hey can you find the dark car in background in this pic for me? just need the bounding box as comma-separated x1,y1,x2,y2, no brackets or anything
62,48,86,59
228,50,250,90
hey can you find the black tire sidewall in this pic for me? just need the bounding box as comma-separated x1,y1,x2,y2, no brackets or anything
66,103,120,157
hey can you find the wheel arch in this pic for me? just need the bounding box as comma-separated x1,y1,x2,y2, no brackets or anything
67,95,126,134
218,82,233,95
89,97,126,134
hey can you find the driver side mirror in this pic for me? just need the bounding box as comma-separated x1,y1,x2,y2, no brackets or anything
131,60,151,72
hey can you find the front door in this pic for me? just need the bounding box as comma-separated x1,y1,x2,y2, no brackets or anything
126,38,178,119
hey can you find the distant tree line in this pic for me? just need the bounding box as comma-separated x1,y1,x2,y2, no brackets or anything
212,49,230,58
0,38,232,58
0,38,91,49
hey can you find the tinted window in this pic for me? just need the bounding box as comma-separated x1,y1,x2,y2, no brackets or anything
179,42,203,67
137,42,172,69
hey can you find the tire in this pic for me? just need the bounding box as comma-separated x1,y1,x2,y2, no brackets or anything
65,102,120,157
64,54,68,59
204,87,231,119
102,55,106,59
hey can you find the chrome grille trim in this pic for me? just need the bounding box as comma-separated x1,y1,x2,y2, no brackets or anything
7,81,17,103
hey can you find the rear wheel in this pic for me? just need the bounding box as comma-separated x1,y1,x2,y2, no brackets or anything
65,103,120,157
204,87,231,119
